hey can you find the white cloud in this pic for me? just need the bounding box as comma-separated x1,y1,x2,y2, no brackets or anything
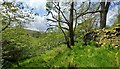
16,0,46,10
26,15,48,31
0,0,3,3
15,0,48,31
29,0,46,9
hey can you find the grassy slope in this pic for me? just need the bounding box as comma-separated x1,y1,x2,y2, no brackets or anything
4,27,118,68
17,44,118,67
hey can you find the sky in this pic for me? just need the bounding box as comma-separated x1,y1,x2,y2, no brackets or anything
0,0,120,31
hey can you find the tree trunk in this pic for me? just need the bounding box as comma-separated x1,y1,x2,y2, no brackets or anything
100,2,106,29
66,38,72,49
69,2,74,46
100,2,110,29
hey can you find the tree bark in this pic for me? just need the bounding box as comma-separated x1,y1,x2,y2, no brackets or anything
100,2,110,29
100,2,105,29
69,2,74,46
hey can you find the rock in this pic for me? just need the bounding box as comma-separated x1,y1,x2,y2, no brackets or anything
115,32,120,37
115,27,120,32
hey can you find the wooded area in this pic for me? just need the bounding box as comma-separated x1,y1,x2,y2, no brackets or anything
0,0,120,68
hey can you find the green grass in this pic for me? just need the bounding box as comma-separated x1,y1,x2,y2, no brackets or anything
17,44,119,67
18,45,68,67
4,27,118,68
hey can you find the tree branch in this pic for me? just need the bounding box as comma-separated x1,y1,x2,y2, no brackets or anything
1,15,11,32
76,10,101,18
77,2,102,19
105,2,110,13
52,2,69,24
1,22,10,31
47,19,67,23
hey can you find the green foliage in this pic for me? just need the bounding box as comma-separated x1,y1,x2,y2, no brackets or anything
2,27,65,68
112,14,120,27
85,40,98,47
76,18,94,33
1,1,34,31
2,27,35,68
46,1,53,10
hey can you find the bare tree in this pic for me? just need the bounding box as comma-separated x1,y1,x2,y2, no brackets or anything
46,1,91,49
46,0,111,49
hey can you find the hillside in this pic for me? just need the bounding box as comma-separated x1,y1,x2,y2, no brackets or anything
1,1,120,68
2,26,119,68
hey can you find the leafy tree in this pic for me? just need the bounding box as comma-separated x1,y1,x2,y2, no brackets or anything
2,27,35,68
1,1,34,68
0,1,34,32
